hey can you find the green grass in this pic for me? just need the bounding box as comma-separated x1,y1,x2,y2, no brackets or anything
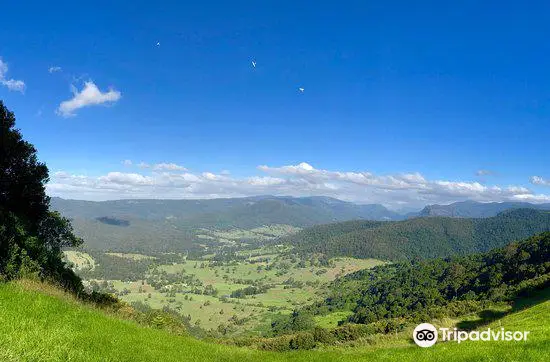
105,252,157,261
63,250,95,271
0,281,548,361
314,311,353,329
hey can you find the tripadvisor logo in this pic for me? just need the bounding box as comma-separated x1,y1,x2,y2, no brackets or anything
413,323,438,347
413,323,530,348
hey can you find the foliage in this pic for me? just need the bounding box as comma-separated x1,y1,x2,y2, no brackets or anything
271,232,550,342
230,284,272,298
0,101,83,291
347,232,550,324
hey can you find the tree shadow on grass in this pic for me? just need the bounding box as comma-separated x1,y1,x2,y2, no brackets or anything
456,309,508,330
456,287,550,331
511,287,550,312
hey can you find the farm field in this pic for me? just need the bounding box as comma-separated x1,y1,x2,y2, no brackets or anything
63,250,95,271
64,226,384,336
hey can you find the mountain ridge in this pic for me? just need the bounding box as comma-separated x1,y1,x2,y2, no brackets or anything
284,208,550,260
415,200,550,218
50,195,403,225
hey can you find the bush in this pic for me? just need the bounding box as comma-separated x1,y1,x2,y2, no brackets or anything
332,324,373,342
257,336,292,352
289,332,316,350
312,327,335,344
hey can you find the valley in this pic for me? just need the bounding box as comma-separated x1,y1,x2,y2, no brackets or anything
59,200,550,340
64,225,384,336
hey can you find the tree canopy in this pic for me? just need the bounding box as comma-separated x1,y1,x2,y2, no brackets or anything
0,101,82,290
283,209,550,260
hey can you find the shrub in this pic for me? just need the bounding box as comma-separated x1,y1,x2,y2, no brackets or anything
332,324,373,341
312,327,335,344
289,332,316,350
257,336,292,352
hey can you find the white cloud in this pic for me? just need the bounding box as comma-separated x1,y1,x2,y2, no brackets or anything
48,66,62,73
138,162,151,169
122,160,133,166
247,176,286,186
258,162,314,175
57,81,121,117
46,162,550,208
98,172,154,186
0,58,26,93
153,162,187,171
531,176,550,186
512,193,550,202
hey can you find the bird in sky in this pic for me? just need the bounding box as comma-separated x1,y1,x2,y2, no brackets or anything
299,87,305,93
252,60,256,68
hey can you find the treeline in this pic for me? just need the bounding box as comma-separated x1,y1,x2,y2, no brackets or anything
230,284,273,298
283,209,550,260
252,232,550,350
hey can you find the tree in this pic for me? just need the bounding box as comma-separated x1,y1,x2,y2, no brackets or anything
0,101,83,290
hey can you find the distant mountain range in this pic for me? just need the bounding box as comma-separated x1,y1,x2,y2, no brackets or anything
52,196,550,225
414,200,550,218
51,196,550,253
50,196,402,252
51,195,402,228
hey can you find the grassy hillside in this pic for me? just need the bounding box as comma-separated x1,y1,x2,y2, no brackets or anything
286,208,550,260
0,280,548,361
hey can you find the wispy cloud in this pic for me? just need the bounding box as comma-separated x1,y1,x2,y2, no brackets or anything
125,161,186,171
476,169,494,177
57,81,121,117
48,66,62,73
531,176,550,186
46,162,550,207
153,162,187,171
0,57,26,93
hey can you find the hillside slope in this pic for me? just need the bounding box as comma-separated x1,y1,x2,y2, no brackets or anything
0,281,547,361
286,209,550,260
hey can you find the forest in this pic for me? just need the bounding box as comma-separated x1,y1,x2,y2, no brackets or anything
283,209,550,260
264,232,550,348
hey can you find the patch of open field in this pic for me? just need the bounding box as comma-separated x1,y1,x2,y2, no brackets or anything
105,252,157,261
63,250,95,271
199,224,301,242
314,311,353,329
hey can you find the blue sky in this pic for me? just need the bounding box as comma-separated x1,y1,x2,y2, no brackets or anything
2,1,550,208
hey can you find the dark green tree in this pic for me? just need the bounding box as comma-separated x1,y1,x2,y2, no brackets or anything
0,101,83,290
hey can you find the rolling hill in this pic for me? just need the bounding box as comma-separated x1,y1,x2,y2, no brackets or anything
285,208,550,260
